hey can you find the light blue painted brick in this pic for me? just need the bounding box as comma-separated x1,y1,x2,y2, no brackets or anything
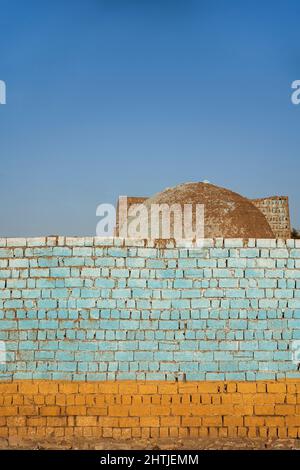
73,247,93,256
112,288,131,298
204,288,224,298
290,249,300,258
115,351,134,361
37,299,57,309
159,320,179,330
111,269,129,278
50,267,70,277
246,288,265,298
108,248,128,257
245,269,264,278
210,249,229,258
240,248,259,258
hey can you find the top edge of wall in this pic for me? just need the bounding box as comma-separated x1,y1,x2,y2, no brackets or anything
0,237,299,249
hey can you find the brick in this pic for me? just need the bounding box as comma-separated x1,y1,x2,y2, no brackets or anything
139,417,159,427
76,417,97,426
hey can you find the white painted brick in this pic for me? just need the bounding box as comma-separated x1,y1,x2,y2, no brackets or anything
224,239,244,248
7,238,27,247
93,237,114,246
26,237,46,247
65,237,85,246
83,237,94,246
215,238,224,247
256,239,277,248
124,238,146,247
286,239,295,248
57,236,65,246
46,236,58,246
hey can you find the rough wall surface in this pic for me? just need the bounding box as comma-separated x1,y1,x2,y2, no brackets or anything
252,196,291,239
0,237,300,441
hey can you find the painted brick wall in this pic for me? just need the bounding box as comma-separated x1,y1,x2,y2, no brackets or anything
0,236,299,382
1,237,300,443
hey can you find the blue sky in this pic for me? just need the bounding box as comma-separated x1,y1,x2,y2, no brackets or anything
0,0,300,236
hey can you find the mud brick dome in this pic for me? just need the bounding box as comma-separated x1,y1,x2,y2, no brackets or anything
139,182,275,239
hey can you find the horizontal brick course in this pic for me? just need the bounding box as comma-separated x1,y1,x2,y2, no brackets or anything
0,380,299,439
0,237,300,381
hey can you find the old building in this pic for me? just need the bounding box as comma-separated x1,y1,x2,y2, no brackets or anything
115,182,291,239
251,196,291,239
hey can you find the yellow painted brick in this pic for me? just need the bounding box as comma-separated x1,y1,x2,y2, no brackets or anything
38,382,59,394
223,416,243,427
75,395,86,405
202,416,222,427
159,427,169,438
208,426,219,437
226,383,237,393
78,383,98,394
118,417,139,428
0,428,8,437
0,383,18,394
121,428,132,439
112,428,122,439
197,383,219,393
233,404,254,415
275,405,296,415
76,416,98,427
132,427,141,438
150,405,170,416
46,417,67,427
218,427,228,438
17,406,37,416
181,417,202,427
179,427,189,438
129,406,150,417
59,383,79,394
121,395,132,405
6,416,26,427
178,384,198,394
237,383,257,394
118,382,138,394
150,395,160,405
267,383,286,393
264,416,285,427
0,417,6,426
45,394,56,405
287,427,298,438
18,382,39,394
87,407,107,416
40,406,61,416
161,416,181,427
99,417,119,427
157,383,178,394
66,406,86,416
169,426,179,437
198,427,208,437
237,426,247,437
140,417,160,427
254,405,275,415
171,405,192,416
27,417,46,427
98,383,119,394
150,428,159,438
244,416,264,426
285,416,300,426
109,405,129,417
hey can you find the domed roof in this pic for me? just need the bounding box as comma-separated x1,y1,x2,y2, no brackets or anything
139,182,274,239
